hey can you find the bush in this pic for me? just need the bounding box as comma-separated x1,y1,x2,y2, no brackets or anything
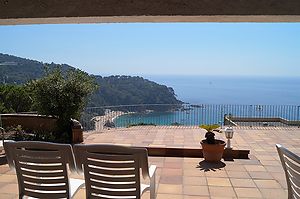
4,125,56,142
28,67,98,143
0,84,33,113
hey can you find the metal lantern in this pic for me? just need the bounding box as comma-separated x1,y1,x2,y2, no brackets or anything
225,127,234,149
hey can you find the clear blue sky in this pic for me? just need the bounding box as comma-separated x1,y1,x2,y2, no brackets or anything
0,23,299,76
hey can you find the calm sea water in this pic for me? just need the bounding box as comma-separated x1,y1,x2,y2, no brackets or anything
114,75,300,126
144,75,300,105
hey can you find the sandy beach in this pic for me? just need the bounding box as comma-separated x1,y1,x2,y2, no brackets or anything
93,111,126,131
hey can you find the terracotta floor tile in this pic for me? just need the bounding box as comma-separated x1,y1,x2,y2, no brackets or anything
205,170,228,178
165,157,184,163
259,188,288,198
235,159,261,166
183,169,206,177
158,184,183,194
183,176,207,186
244,165,266,172
164,162,183,169
183,158,202,163
227,171,251,179
183,185,209,196
0,166,10,174
73,188,85,199
209,186,237,197
183,163,199,170
264,166,284,173
277,179,288,189
207,177,232,187
160,176,183,184
253,179,282,188
230,178,256,188
0,183,18,194
156,193,183,199
259,160,281,166
184,196,209,199
161,168,183,176
270,171,286,180
254,155,275,161
248,171,274,180
224,164,246,171
0,174,16,183
141,192,150,199
0,193,17,199
4,170,16,175
234,187,263,198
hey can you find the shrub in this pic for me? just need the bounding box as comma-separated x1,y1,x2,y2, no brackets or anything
4,125,56,142
28,67,98,143
0,84,33,113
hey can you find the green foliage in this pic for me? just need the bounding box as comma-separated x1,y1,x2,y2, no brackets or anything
89,75,182,108
199,124,220,132
28,67,98,142
200,124,220,144
0,84,33,113
4,125,56,142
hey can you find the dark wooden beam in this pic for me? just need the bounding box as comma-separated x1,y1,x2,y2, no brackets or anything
1,0,300,24
1,0,300,20
146,147,250,159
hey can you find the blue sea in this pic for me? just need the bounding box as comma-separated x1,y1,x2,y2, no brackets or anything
144,75,300,105
114,75,300,127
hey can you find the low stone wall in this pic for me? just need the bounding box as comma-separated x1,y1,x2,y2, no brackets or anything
0,114,83,143
225,115,300,127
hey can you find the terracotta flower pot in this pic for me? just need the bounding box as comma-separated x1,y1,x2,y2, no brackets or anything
200,139,226,162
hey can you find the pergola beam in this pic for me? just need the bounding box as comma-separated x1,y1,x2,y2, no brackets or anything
1,0,300,24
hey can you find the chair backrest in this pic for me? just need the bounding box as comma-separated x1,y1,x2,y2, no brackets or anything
4,141,76,199
276,144,300,199
74,144,150,199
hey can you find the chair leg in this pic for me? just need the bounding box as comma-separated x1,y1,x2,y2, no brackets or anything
150,172,156,199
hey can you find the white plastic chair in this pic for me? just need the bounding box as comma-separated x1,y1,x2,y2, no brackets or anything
4,141,85,199
74,144,157,199
276,144,300,199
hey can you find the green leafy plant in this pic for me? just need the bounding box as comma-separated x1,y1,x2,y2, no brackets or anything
0,84,33,113
5,125,56,142
28,66,98,143
200,124,220,144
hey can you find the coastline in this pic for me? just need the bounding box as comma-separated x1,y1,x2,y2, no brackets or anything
93,111,134,131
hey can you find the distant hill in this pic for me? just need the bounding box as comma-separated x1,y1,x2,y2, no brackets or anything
0,53,182,106
90,75,181,106
0,53,73,84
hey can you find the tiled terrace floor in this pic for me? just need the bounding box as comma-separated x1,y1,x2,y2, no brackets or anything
0,126,299,198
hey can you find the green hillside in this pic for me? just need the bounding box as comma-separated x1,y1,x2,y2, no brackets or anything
0,53,72,84
0,53,182,107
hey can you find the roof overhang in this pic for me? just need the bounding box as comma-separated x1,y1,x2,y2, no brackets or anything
1,0,300,25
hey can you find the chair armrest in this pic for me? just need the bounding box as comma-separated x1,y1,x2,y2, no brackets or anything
149,165,157,178
149,165,156,199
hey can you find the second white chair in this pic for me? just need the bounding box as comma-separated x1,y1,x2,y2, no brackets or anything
74,144,157,199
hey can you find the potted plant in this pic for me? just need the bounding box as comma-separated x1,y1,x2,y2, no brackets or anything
200,124,225,162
